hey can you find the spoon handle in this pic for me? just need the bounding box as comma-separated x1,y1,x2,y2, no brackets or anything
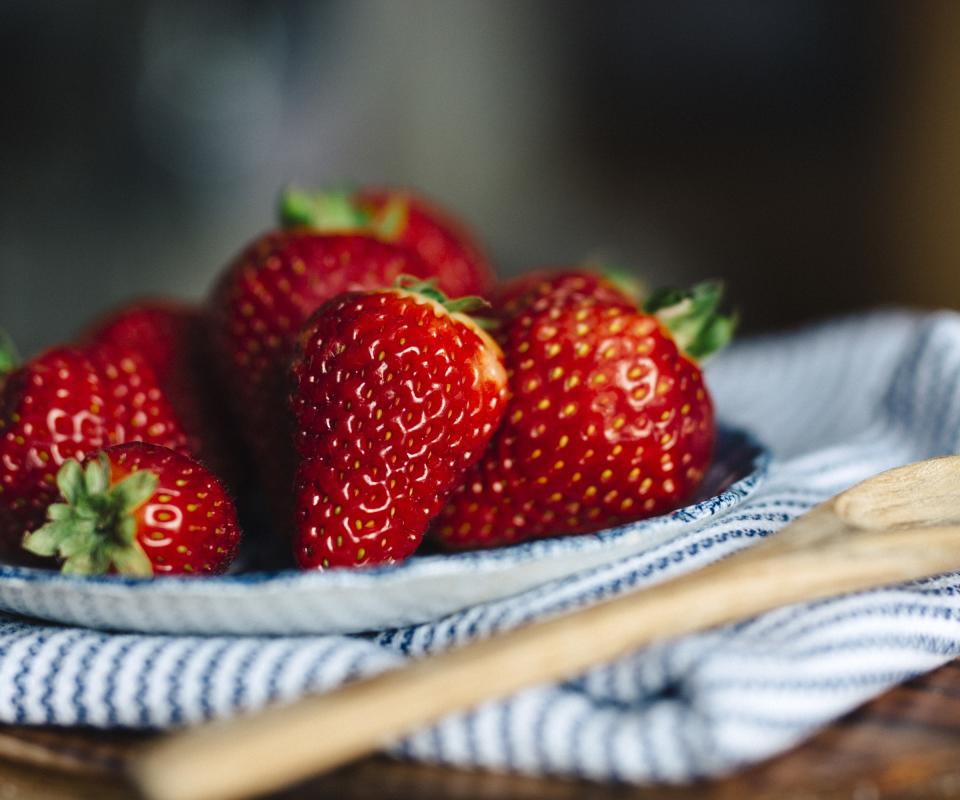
133,510,960,800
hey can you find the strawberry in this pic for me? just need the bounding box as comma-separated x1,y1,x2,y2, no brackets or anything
281,187,495,298
490,269,642,319
23,443,240,575
84,299,242,486
0,343,190,557
434,279,735,549
84,301,196,387
210,187,495,519
290,280,508,568
209,227,432,528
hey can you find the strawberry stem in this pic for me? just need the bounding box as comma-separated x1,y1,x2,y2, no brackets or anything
278,188,408,241
23,455,157,577
644,280,737,362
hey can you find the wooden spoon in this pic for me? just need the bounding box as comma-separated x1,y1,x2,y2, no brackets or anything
132,455,960,800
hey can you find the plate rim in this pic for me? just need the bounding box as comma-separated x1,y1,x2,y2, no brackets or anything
0,424,770,593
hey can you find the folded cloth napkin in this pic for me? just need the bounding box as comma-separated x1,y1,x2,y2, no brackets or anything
0,309,958,783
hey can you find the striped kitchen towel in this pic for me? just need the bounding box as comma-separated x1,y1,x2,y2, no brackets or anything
0,309,957,783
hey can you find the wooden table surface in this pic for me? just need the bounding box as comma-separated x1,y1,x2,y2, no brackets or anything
4,658,960,800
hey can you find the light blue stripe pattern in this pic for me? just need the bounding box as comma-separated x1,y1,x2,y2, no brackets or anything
0,310,956,782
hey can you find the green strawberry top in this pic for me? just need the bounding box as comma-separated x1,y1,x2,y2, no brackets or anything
23,455,157,576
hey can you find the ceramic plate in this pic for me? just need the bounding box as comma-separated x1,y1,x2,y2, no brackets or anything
0,426,769,635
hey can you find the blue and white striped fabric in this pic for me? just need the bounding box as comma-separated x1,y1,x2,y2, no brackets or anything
0,310,958,783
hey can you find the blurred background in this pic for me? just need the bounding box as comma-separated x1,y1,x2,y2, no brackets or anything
2,0,959,356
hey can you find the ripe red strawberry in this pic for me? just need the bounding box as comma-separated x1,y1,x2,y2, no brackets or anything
434,279,735,549
84,300,242,485
85,301,195,387
490,269,642,319
290,281,508,568
0,344,190,557
209,229,433,528
281,187,495,298
23,443,240,575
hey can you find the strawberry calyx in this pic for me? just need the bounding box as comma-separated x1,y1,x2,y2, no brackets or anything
22,455,156,576
393,275,491,317
0,328,19,383
578,261,647,304
601,266,646,305
644,280,737,362
279,188,408,240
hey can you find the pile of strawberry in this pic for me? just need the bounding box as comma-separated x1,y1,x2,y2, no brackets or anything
0,187,733,577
